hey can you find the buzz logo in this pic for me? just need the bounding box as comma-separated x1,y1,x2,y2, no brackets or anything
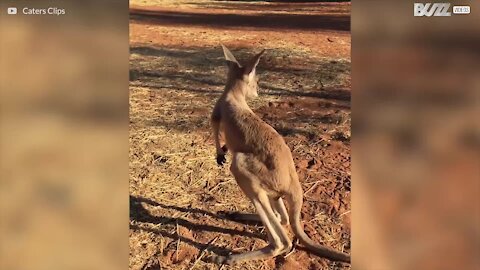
414,3,451,17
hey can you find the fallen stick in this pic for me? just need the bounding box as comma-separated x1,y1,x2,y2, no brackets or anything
188,236,219,270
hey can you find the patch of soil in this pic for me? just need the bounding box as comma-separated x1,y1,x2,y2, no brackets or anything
129,1,351,270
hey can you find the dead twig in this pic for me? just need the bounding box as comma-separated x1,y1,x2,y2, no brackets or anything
304,180,320,195
176,221,180,262
188,236,219,270
209,178,234,193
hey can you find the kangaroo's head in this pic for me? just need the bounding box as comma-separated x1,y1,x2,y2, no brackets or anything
221,44,265,99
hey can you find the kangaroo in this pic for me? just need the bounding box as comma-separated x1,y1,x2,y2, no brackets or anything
210,44,351,265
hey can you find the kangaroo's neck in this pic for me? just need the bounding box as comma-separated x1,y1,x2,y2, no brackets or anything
224,80,251,111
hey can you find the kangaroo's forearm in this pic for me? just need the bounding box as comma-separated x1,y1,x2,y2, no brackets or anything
211,101,226,154
212,119,227,166
211,120,224,154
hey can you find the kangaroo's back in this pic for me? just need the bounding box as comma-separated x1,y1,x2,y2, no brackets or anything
219,95,289,167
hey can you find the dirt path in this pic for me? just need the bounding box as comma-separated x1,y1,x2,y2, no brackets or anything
130,1,351,269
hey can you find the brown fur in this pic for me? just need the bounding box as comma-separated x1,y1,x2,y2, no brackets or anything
210,45,350,265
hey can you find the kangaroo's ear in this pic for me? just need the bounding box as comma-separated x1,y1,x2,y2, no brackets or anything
244,49,265,77
221,44,241,69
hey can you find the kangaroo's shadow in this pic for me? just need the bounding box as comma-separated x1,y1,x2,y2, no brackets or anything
130,195,264,257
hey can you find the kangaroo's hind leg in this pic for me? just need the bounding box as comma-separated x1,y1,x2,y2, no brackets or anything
214,153,291,265
270,197,289,225
222,198,288,226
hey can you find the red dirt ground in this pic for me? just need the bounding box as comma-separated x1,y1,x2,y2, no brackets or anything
130,1,351,270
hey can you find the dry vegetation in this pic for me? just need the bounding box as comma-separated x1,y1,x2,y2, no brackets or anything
129,1,351,269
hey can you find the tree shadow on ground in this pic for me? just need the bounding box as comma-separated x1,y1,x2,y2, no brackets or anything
130,44,350,135
199,1,350,13
130,195,266,256
130,44,350,99
130,79,350,101
130,8,350,32
129,196,347,264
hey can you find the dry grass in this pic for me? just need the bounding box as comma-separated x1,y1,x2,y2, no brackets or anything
130,1,351,269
